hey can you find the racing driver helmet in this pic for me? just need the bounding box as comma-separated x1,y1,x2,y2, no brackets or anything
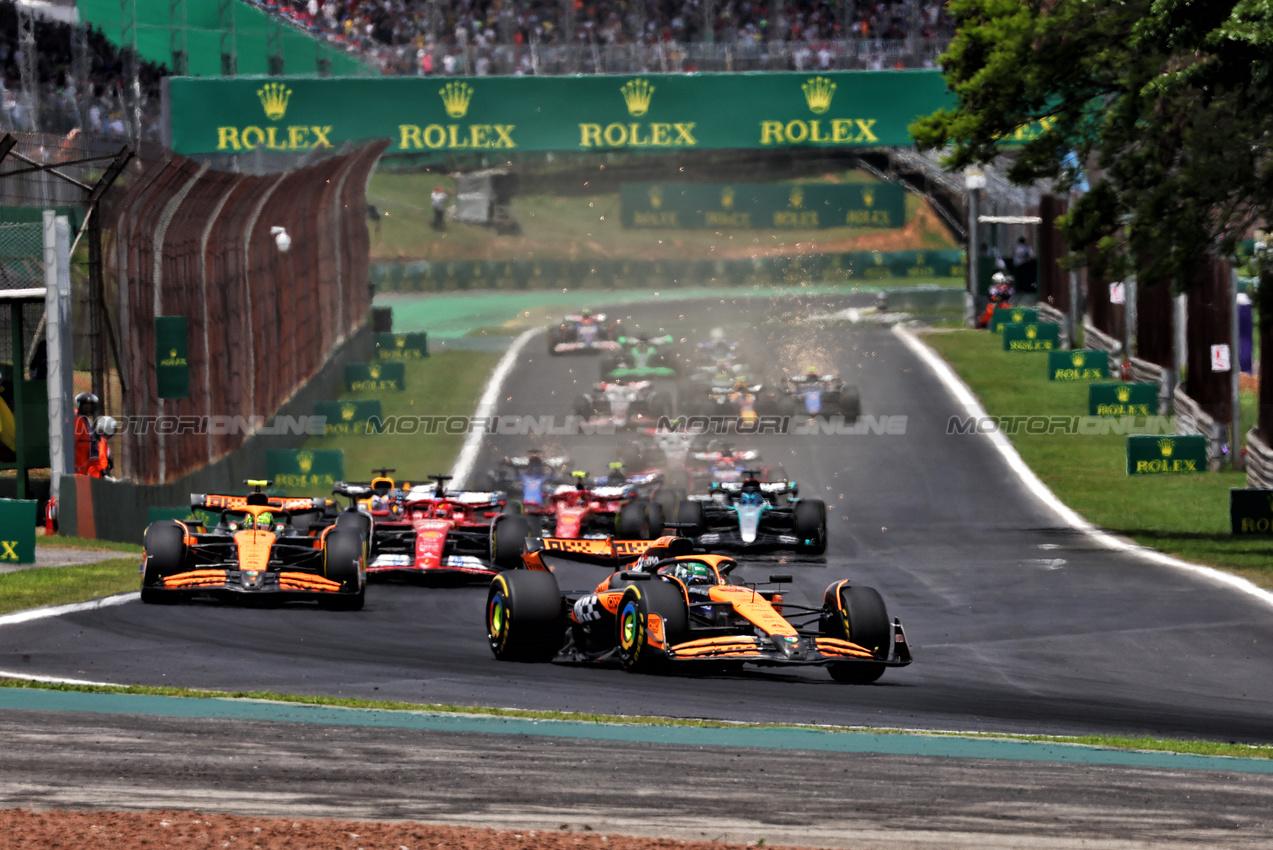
255,511,273,530
673,561,715,586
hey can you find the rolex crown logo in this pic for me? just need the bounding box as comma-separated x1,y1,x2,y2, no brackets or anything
862,188,875,208
170,348,178,358
1158,438,1174,457
621,78,655,117
916,252,924,264
1012,310,1024,321
368,363,382,379
341,403,357,421
721,186,735,210
439,81,474,119
1071,352,1085,367
789,187,804,209
873,252,883,265
257,83,292,121
395,336,406,348
1116,386,1131,402
802,76,836,114
1026,325,1038,339
297,450,315,473
648,185,664,209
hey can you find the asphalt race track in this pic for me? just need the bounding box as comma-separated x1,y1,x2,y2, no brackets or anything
4,294,1273,745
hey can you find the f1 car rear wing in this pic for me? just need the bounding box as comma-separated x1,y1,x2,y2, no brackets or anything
191,493,330,512
522,534,694,571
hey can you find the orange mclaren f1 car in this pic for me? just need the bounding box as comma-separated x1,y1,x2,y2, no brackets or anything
485,534,911,682
139,481,366,609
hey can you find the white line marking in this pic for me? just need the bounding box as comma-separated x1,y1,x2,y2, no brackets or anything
893,324,1273,610
0,670,120,687
0,592,139,628
450,326,544,490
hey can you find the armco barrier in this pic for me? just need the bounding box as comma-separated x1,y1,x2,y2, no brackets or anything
57,324,372,544
370,249,966,293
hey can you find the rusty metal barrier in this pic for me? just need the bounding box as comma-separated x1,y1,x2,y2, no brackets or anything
108,139,389,483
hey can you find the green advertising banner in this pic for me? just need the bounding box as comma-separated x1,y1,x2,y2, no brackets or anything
0,499,36,565
988,307,1038,333
1089,383,1158,416
1229,489,1273,534
345,362,405,392
266,449,344,492
147,506,202,526
1047,349,1110,381
1126,435,1207,475
166,71,958,156
374,332,429,360
155,316,190,399
1002,322,1060,352
620,182,904,229
313,400,384,436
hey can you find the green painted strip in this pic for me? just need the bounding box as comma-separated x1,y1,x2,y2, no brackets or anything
3,687,1270,773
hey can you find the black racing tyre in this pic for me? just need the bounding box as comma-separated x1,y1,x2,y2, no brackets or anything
547,324,563,354
616,580,689,672
140,520,186,604
794,498,827,555
778,395,798,417
677,500,705,537
824,584,890,684
487,570,563,661
654,488,680,523
616,500,651,538
647,501,666,538
502,499,523,516
573,395,595,419
837,386,861,421
492,514,530,569
322,529,366,611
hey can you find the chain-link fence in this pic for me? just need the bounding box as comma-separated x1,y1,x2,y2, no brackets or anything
0,222,46,382
106,138,388,484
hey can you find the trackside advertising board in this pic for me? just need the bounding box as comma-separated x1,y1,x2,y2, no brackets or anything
988,307,1038,333
1230,488,1273,534
345,362,405,392
374,333,429,360
1126,435,1207,475
1002,322,1060,351
1047,349,1109,381
266,449,344,491
620,182,904,229
0,499,36,564
1089,383,1158,416
313,400,383,436
165,71,964,156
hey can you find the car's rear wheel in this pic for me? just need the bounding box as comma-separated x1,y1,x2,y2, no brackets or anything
140,520,186,604
823,584,890,684
617,581,689,672
492,514,530,569
547,324,563,354
322,529,365,611
677,500,705,537
335,509,372,557
573,395,595,419
616,500,652,538
487,570,563,661
837,385,861,420
794,498,827,555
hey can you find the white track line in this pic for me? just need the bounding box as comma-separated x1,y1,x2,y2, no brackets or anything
0,670,120,686
893,324,1273,610
450,326,544,489
0,592,139,628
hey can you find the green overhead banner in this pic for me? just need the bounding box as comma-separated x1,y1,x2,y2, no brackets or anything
166,71,959,156
621,182,904,229
1047,349,1109,381
155,316,190,400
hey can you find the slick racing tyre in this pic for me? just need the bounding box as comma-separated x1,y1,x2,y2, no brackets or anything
547,324,563,354
140,520,186,604
492,514,531,570
573,395,596,419
487,570,563,662
616,500,653,539
616,581,688,673
322,529,366,611
837,386,861,421
676,500,705,537
335,508,372,558
794,498,827,555
822,583,890,684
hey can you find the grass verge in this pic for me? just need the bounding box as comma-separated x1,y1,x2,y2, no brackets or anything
37,535,142,553
0,678,1269,760
922,329,1273,588
300,349,502,488
0,559,138,616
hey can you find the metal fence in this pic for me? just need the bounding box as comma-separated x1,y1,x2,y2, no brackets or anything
0,222,45,386
107,138,389,484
